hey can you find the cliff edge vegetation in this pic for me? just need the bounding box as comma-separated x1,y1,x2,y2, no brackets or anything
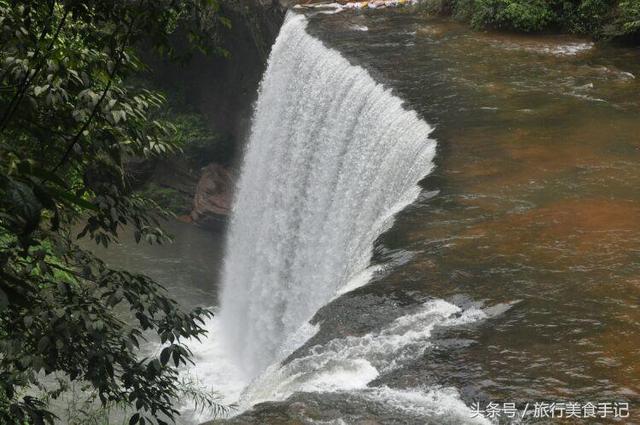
420,0,640,41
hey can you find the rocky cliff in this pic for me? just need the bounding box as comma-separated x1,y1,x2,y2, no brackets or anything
144,0,286,231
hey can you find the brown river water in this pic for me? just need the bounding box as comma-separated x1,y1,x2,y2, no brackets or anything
304,9,640,423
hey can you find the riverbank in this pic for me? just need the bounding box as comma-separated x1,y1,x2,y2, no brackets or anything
418,0,640,42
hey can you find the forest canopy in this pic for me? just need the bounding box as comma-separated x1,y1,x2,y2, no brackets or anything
0,1,228,424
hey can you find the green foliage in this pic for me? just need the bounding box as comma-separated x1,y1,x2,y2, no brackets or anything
471,0,554,31
137,111,234,215
421,0,640,39
450,0,479,20
607,0,640,38
0,1,228,424
173,376,236,419
418,0,454,16
560,0,613,34
171,113,235,167
48,376,233,425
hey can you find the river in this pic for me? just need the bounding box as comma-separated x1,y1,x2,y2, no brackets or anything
100,8,640,425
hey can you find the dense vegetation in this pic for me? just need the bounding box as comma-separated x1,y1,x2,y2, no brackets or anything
0,1,230,424
421,0,640,39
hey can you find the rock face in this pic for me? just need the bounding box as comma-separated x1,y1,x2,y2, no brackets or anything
149,0,286,142
190,163,234,231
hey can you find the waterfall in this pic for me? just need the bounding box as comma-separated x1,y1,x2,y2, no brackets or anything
217,12,437,380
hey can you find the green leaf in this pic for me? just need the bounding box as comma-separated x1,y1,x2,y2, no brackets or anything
47,187,98,211
38,337,49,353
129,413,140,425
29,166,68,188
160,347,171,366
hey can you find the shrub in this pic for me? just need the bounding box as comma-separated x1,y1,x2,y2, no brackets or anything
471,0,555,31
0,1,229,424
423,0,640,40
452,0,479,20
614,0,640,37
557,0,614,34
419,0,454,15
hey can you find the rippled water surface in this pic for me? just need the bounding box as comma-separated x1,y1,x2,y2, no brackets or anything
302,9,640,416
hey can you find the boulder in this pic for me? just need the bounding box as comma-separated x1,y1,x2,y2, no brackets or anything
190,163,234,231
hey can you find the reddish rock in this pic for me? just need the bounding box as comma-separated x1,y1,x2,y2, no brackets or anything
190,163,234,231
176,214,193,223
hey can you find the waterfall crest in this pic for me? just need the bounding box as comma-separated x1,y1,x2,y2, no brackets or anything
217,12,437,380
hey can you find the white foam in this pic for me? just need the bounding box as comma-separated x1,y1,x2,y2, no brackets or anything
335,265,382,296
237,300,487,407
495,40,594,56
182,299,502,421
181,317,247,402
300,359,380,392
357,386,493,425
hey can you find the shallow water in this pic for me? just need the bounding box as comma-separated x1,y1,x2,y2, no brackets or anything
86,221,224,309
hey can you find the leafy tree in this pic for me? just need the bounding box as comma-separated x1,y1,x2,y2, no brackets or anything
471,0,555,31
0,1,229,424
610,0,640,39
421,0,640,40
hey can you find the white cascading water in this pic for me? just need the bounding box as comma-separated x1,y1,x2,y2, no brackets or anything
217,11,435,379
183,12,494,424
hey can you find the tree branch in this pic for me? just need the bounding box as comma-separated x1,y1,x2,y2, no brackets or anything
50,17,138,175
